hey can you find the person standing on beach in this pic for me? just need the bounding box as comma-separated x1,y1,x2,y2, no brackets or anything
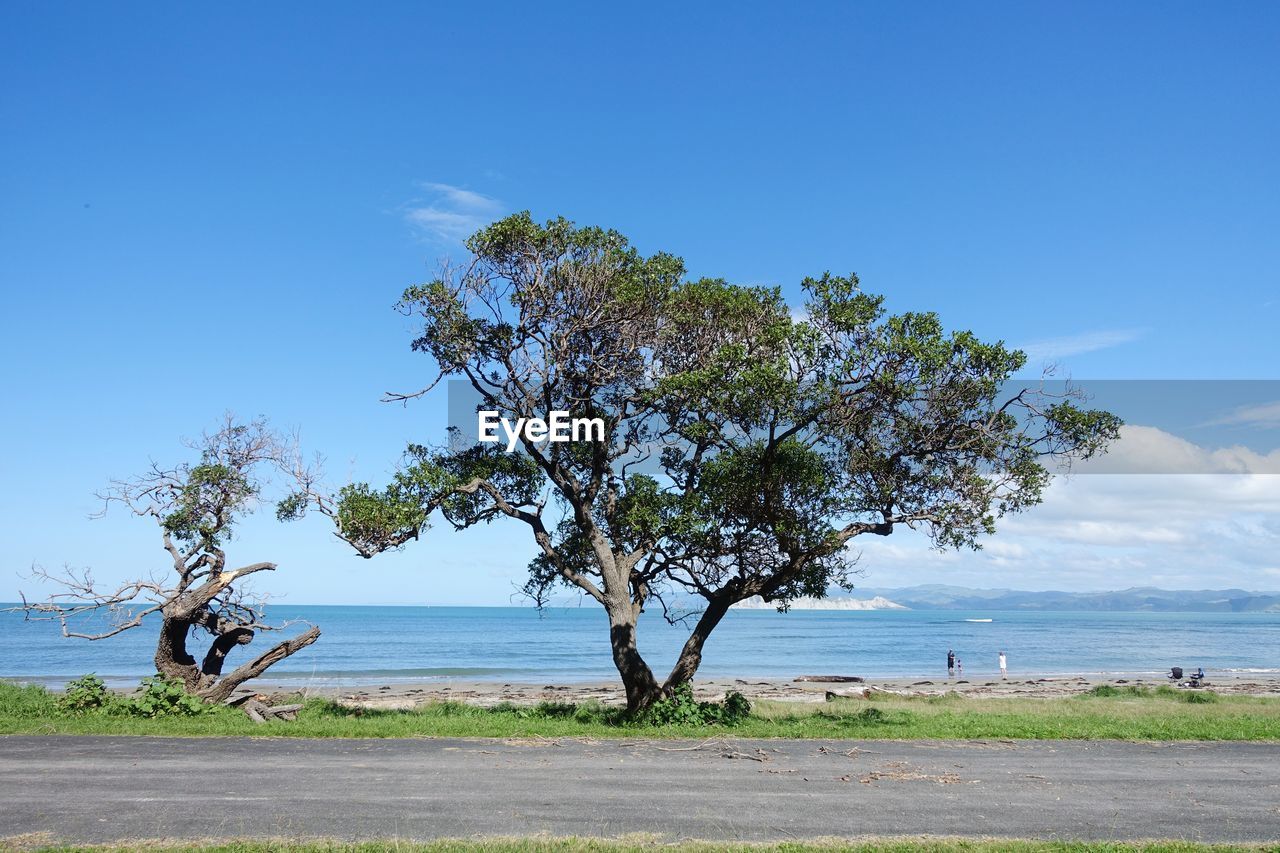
956,657,963,677
947,649,955,678
998,651,1007,679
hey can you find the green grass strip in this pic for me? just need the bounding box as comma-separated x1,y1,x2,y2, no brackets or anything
2,681,1278,741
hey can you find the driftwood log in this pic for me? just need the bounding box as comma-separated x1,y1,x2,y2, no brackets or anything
795,675,865,683
227,693,304,723
826,684,925,701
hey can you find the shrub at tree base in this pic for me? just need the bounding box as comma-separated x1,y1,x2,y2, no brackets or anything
57,673,110,712
640,684,751,726
56,673,209,718
128,675,209,717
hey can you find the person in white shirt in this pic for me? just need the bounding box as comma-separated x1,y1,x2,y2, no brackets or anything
998,651,1008,679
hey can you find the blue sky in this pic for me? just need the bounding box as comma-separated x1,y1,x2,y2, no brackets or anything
2,3,1278,605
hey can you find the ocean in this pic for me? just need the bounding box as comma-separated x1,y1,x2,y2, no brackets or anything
2,604,1278,689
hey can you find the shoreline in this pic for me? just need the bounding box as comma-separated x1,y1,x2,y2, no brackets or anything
11,667,1279,687
9,672,1280,709
243,671,1280,708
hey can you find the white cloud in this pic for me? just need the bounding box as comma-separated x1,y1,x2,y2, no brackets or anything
1080,424,1280,474
403,182,504,244
852,427,1280,592
1044,519,1189,546
983,541,1028,559
1016,328,1144,364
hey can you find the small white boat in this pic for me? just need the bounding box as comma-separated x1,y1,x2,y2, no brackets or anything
965,618,993,622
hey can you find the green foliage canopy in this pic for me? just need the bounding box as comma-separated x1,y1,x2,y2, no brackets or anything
289,213,1121,708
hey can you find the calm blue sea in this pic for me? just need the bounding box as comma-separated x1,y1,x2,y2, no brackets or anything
2,604,1279,689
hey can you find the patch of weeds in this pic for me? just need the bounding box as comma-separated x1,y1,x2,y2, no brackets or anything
53,673,207,718
849,706,889,723
530,701,578,719
57,673,111,712
571,700,625,725
828,706,910,727
1181,690,1219,704
121,675,208,718
0,681,59,717
1085,684,1155,698
1084,683,1218,703
925,691,965,704
638,683,751,726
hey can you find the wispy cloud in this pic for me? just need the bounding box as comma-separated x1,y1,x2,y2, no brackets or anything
1016,328,1144,364
403,182,504,244
1207,401,1280,429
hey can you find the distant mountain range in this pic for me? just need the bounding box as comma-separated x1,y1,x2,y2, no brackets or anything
828,584,1280,613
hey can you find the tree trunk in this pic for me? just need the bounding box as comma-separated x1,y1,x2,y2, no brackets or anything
154,614,201,690
607,609,660,713
153,604,320,703
662,596,731,693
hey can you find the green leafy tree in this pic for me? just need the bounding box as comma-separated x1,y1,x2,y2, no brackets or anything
287,214,1120,713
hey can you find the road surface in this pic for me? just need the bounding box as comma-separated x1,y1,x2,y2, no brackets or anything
2,736,1278,844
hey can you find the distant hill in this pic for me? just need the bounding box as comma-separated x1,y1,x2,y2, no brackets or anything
735,595,907,611
845,585,1280,613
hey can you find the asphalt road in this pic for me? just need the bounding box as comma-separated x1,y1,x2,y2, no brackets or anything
1,736,1278,844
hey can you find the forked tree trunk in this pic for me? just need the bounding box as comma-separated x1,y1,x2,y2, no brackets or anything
662,596,732,693
152,606,321,703
146,565,322,706
607,596,738,714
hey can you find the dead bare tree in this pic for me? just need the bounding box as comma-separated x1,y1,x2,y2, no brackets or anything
16,416,321,706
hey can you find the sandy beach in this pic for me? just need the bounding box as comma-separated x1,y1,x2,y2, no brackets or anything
257,671,1280,710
